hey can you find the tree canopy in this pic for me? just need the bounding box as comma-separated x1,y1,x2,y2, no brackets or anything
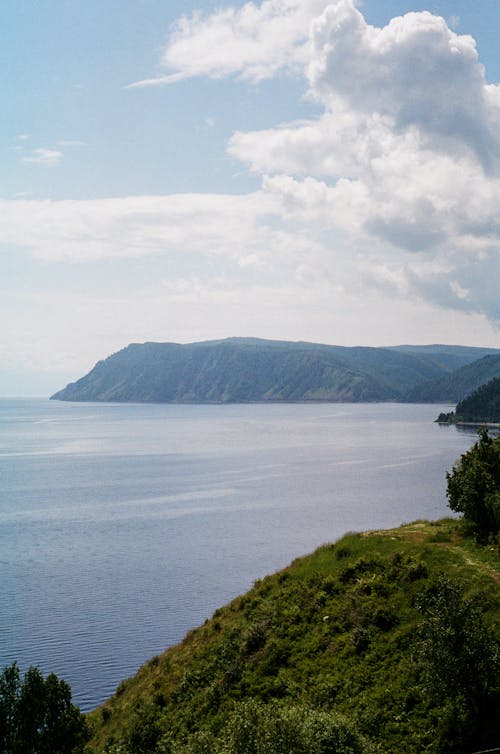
415,575,500,752
0,663,89,754
446,427,500,539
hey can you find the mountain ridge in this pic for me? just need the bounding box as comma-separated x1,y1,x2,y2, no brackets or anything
51,338,500,404
407,353,500,402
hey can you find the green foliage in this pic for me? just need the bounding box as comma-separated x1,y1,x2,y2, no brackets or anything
218,700,370,754
414,575,500,753
105,701,371,754
0,662,90,754
446,428,500,538
455,374,500,423
88,520,500,754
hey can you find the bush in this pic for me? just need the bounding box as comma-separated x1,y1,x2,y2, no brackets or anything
221,700,371,754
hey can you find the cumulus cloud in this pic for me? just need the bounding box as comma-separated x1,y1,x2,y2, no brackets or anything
6,1,500,333
308,3,500,166
23,148,63,167
230,2,500,173
128,0,330,87
224,0,500,326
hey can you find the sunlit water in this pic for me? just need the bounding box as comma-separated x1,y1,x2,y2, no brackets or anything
0,399,477,711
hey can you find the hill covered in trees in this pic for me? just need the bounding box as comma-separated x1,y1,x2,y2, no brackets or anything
51,338,499,404
455,375,500,423
437,375,500,425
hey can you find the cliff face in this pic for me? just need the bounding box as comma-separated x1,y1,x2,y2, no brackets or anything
50,338,499,404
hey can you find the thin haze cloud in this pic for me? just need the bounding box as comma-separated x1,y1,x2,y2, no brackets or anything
22,148,63,167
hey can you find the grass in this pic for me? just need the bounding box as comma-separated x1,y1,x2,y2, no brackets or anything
85,518,500,754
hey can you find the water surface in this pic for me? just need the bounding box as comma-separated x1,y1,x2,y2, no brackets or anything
0,399,476,710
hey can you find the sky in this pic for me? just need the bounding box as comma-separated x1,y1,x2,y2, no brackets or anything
2,0,500,396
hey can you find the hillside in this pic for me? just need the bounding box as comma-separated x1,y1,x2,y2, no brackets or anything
406,353,500,403
455,375,500,423
86,519,500,754
390,344,500,373
51,338,498,404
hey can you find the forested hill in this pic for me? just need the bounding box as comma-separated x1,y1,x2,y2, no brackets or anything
454,375,500,423
50,338,499,404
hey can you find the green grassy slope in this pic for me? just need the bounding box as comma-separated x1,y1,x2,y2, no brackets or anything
86,519,500,754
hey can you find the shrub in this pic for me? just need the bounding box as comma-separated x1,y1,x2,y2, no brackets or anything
221,700,371,754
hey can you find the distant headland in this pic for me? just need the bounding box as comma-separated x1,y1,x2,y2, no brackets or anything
51,338,500,405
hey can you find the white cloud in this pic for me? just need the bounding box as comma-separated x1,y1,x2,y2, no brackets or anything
128,0,331,87
3,0,499,382
224,1,500,326
23,148,63,167
308,4,500,166
0,191,314,265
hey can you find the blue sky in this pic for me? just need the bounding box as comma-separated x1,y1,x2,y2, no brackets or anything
2,0,500,395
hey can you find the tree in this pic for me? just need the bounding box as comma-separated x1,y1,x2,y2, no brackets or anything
0,663,89,754
415,576,500,753
446,427,500,539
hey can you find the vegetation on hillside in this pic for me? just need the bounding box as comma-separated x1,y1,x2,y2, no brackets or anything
85,514,500,754
455,375,500,423
410,353,500,403
437,374,500,424
50,338,498,404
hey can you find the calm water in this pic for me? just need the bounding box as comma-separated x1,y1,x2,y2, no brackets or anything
0,399,477,711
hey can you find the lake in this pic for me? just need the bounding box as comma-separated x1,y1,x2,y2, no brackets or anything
0,399,477,711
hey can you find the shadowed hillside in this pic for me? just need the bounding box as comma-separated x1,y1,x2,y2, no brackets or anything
407,354,500,403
